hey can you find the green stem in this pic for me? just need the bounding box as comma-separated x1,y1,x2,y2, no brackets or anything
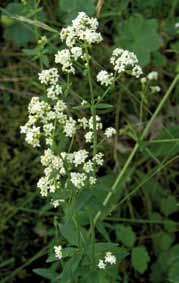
93,74,179,225
85,45,97,264
85,46,97,157
139,91,144,123
105,217,179,225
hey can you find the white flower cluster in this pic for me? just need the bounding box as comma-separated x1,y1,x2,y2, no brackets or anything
51,199,64,208
96,70,114,86
20,94,68,147
78,115,103,143
54,245,62,260
98,252,116,269
141,71,160,93
110,48,142,78
104,127,116,138
147,71,158,81
21,12,117,202
96,49,142,88
37,146,104,196
55,47,82,74
38,68,59,85
54,12,103,74
60,12,102,47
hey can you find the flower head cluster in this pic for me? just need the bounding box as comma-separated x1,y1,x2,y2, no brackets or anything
55,47,82,74
38,68,59,85
21,13,119,203
98,252,116,269
60,12,102,47
104,127,116,138
20,94,68,147
110,48,142,78
147,71,158,81
54,245,62,260
51,199,64,208
140,71,160,93
96,70,114,87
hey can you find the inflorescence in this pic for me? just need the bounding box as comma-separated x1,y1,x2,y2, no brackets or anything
21,11,147,269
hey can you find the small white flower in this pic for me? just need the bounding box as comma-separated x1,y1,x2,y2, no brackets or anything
83,160,94,172
104,252,116,265
70,172,87,189
89,176,96,185
55,49,74,73
38,35,47,45
81,100,88,106
51,199,60,208
147,71,158,81
85,131,93,143
54,100,67,112
43,123,55,136
93,152,104,166
47,84,62,100
38,68,59,85
175,22,179,29
51,199,64,208
24,125,41,147
71,46,82,60
37,176,49,197
63,117,76,137
28,97,50,118
89,115,102,130
96,70,114,86
140,77,147,84
73,150,89,167
78,117,89,129
150,86,161,93
98,259,106,269
132,65,143,78
104,127,116,138
54,245,62,260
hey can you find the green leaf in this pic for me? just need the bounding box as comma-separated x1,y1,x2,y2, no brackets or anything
151,244,179,283
116,14,160,65
164,220,177,233
131,246,150,274
33,268,58,280
84,271,109,283
60,254,82,283
115,224,136,248
60,219,78,246
135,0,162,9
4,23,35,46
160,195,178,216
59,0,96,23
95,103,113,109
152,51,167,67
144,126,179,159
168,262,179,283
153,232,175,254
140,176,164,208
2,2,45,46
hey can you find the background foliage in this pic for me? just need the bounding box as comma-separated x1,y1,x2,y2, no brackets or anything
0,0,179,282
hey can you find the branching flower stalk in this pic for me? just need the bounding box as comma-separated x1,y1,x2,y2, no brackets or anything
20,11,168,279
